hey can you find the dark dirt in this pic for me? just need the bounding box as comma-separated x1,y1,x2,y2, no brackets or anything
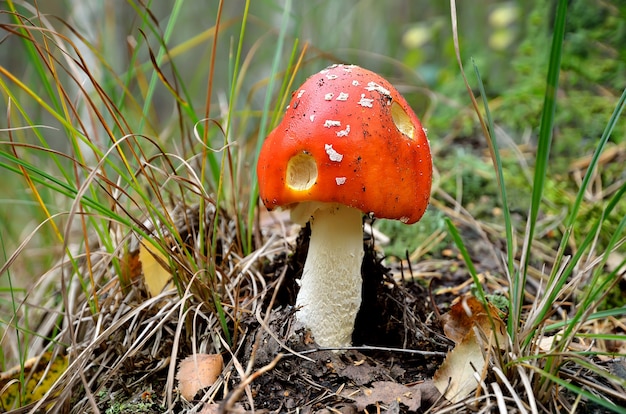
227,223,495,413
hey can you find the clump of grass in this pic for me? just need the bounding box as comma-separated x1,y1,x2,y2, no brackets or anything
0,0,304,411
447,0,626,411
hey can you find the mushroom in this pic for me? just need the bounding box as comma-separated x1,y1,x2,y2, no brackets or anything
256,64,432,347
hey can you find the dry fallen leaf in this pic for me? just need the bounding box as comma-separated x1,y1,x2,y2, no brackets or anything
177,353,223,401
433,329,486,402
440,295,506,345
440,295,481,343
336,358,385,386
344,381,423,411
139,239,173,297
434,295,507,402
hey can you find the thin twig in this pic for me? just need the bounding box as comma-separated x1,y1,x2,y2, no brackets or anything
298,345,447,357
219,353,284,414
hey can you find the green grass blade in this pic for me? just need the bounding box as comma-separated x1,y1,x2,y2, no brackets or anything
444,217,485,302
0,219,27,399
525,364,626,414
526,144,626,341
559,196,626,343
246,0,293,253
137,0,184,131
527,0,567,228
550,87,626,283
518,0,567,338
445,217,508,355
471,61,517,336
4,2,63,118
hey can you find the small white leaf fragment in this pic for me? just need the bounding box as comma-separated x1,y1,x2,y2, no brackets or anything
325,144,343,162
324,120,341,128
336,92,349,101
335,177,347,185
358,94,374,108
324,93,334,101
337,125,351,137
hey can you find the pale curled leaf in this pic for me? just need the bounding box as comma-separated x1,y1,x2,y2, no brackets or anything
177,354,223,401
344,381,423,411
434,295,508,402
433,329,485,403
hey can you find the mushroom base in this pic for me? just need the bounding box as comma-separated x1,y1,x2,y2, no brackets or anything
294,203,364,348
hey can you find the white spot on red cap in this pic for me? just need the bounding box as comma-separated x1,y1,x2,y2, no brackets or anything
365,81,390,96
325,93,334,101
310,114,316,122
326,74,338,80
352,80,360,86
325,144,343,162
337,125,351,137
358,94,374,108
320,64,339,75
335,177,347,185
336,92,349,101
324,120,341,128
297,89,306,98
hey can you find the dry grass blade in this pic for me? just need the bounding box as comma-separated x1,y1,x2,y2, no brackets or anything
492,366,529,414
220,353,283,413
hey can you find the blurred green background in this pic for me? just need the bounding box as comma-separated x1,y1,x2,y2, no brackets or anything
1,0,624,262
4,0,623,157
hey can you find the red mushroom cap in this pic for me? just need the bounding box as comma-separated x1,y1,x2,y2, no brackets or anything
257,64,432,224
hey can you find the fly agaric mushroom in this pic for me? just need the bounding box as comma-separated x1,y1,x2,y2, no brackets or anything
257,64,432,347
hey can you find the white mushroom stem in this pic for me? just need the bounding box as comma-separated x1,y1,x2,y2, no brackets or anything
293,203,364,348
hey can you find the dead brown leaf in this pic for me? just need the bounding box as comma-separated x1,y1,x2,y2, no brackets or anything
343,381,423,411
440,295,506,345
336,359,385,386
177,353,223,401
